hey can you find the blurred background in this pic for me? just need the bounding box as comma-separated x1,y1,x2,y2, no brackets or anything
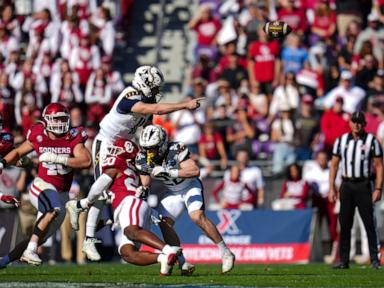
1,0,384,265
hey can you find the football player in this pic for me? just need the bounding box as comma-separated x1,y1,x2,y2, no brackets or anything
135,125,235,274
71,138,181,274
0,103,92,268
66,65,203,261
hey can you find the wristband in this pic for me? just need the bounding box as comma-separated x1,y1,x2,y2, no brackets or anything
375,188,382,191
168,169,179,178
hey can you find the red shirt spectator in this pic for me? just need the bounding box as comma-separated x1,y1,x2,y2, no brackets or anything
279,163,309,209
248,32,280,83
320,97,351,152
277,1,307,34
188,5,221,46
199,131,223,159
311,1,337,40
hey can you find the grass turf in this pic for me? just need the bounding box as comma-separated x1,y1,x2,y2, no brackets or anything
1,263,384,287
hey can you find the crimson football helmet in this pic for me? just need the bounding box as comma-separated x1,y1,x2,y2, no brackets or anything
107,139,138,159
42,103,70,134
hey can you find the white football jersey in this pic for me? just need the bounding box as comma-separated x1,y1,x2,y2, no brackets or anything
99,86,151,141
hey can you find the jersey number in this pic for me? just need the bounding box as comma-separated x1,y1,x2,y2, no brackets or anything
42,162,71,176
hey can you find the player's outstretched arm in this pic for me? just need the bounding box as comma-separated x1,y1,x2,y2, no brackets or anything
131,97,203,115
1,140,34,171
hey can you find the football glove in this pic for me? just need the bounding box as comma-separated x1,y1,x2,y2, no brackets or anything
151,166,179,178
0,194,20,207
135,186,149,200
39,152,69,166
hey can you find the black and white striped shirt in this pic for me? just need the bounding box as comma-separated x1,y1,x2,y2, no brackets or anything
332,132,383,179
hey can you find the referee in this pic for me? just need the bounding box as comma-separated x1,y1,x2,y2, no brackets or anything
329,111,383,269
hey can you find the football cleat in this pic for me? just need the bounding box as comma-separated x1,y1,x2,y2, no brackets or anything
222,250,235,274
180,262,195,276
20,249,42,266
82,238,102,261
159,253,178,276
65,200,84,231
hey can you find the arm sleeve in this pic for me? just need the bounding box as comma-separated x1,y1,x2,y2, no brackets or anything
116,97,141,114
372,137,383,158
332,137,341,157
87,173,113,203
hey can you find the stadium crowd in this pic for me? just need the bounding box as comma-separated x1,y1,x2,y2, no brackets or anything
0,0,384,265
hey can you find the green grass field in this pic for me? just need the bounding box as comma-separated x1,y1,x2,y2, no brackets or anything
1,263,384,287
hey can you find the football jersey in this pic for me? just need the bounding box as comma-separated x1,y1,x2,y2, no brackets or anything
101,140,139,210
135,142,193,191
99,86,154,141
27,123,88,192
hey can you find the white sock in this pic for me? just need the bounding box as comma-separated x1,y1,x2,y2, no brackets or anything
157,253,166,263
162,244,173,255
80,198,90,209
27,241,38,252
86,206,100,238
217,241,228,256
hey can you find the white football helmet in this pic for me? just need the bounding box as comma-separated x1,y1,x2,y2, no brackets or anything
132,66,164,99
139,125,168,156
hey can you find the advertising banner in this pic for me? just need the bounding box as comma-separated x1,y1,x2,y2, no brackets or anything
146,209,313,264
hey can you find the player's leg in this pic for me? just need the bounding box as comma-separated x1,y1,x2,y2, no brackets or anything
158,193,195,275
21,179,66,265
185,181,235,273
117,196,179,275
81,135,107,261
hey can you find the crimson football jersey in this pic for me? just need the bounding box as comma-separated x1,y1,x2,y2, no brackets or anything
27,122,87,192
101,139,139,210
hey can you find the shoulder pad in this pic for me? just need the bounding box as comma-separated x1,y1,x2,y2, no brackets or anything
167,142,189,165
123,86,143,100
27,123,45,142
68,126,87,143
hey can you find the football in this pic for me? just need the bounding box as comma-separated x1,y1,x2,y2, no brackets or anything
263,20,292,39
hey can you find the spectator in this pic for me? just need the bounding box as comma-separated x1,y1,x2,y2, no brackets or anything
272,163,309,210
320,96,351,153
84,68,112,127
296,61,325,97
51,71,83,107
335,0,364,38
198,122,228,169
354,12,384,69
90,6,115,56
281,33,308,74
269,72,299,118
220,53,248,89
338,36,355,71
1,4,21,41
0,22,18,61
191,54,216,85
294,95,320,161
242,2,267,45
248,26,280,96
271,106,296,175
321,70,366,114
303,151,338,259
0,72,15,129
69,32,101,90
100,56,124,96
212,165,255,209
226,108,255,159
277,0,307,34
309,0,337,45
188,4,221,61
235,149,265,208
